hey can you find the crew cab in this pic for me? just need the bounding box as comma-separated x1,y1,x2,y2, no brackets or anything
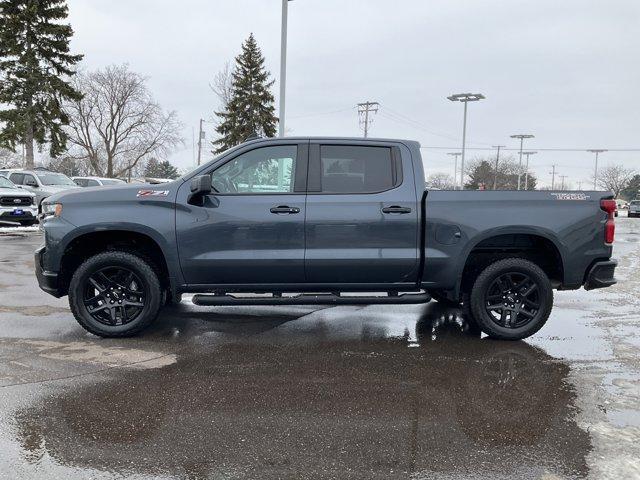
35,137,617,340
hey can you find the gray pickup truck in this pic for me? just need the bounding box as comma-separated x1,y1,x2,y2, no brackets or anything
35,137,617,340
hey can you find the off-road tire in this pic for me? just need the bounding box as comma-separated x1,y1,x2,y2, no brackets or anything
468,258,553,340
69,251,163,337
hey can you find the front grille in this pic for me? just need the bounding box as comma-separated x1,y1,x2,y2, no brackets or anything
0,196,33,206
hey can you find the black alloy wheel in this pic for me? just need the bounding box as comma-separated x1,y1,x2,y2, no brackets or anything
483,272,540,329
83,267,145,326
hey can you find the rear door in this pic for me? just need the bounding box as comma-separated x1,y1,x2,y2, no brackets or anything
176,141,308,286
304,141,419,284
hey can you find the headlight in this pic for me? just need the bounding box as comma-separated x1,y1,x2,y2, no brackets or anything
41,202,63,218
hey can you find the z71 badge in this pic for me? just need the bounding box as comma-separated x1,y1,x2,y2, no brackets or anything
137,190,169,197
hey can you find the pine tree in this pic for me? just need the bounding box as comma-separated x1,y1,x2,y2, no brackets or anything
144,158,179,180
213,34,278,154
0,0,83,168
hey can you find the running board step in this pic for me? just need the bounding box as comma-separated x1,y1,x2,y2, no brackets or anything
191,292,430,306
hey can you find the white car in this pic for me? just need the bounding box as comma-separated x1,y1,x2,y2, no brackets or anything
72,176,127,187
8,169,80,212
629,200,640,218
0,175,37,226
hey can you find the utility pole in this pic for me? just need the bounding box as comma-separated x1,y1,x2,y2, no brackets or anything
587,149,607,190
522,151,537,190
447,152,462,189
196,118,204,166
357,101,379,138
510,134,534,190
550,164,557,189
492,145,505,190
577,180,583,190
448,93,485,190
559,175,568,191
279,0,292,137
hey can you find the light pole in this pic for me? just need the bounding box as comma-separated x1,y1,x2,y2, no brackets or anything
587,149,607,190
522,151,537,190
279,0,292,137
510,134,534,190
447,93,485,189
447,152,462,189
492,145,505,190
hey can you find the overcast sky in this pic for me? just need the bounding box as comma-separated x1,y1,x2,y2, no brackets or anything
66,0,640,187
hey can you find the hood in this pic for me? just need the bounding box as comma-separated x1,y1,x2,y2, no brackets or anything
44,179,183,205
0,187,35,197
42,184,81,194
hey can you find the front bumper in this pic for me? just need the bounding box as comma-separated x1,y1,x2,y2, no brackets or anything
35,246,62,297
584,259,617,290
0,206,37,223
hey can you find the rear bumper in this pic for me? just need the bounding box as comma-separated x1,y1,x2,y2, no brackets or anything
35,246,62,297
584,259,617,290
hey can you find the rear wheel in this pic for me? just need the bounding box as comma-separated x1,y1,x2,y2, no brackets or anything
69,251,162,337
468,258,553,340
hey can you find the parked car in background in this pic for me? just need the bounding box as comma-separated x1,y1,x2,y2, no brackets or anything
72,176,127,187
0,168,22,178
0,175,37,226
8,169,80,212
629,200,640,218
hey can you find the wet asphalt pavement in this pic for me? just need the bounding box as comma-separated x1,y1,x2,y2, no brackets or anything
0,220,639,479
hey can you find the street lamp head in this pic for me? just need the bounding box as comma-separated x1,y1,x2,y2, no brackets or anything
447,152,462,156
522,151,537,155
510,134,535,139
447,93,485,102
587,149,607,153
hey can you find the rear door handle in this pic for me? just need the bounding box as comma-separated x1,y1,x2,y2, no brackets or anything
270,205,300,214
382,205,412,214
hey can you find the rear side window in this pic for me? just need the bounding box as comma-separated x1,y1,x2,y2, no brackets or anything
9,173,24,185
87,179,100,186
317,145,399,194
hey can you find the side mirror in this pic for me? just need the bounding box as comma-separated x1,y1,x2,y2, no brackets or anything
188,175,212,206
25,179,38,187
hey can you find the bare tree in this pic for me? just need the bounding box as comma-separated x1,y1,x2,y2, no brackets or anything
209,62,233,108
597,164,635,197
64,64,183,178
0,148,22,168
426,172,456,190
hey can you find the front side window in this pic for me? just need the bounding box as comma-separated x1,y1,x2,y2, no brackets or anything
319,145,396,193
212,145,297,194
23,174,38,186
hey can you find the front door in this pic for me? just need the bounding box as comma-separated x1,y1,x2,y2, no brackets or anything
176,142,308,286
304,142,419,285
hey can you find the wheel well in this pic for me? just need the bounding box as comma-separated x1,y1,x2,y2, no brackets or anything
58,230,170,297
460,234,563,294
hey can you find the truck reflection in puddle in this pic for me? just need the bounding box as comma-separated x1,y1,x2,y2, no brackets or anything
14,302,590,479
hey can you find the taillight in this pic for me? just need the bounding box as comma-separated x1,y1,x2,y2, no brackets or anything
600,199,616,245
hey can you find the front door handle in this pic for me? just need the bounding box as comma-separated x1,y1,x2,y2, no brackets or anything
382,205,412,214
270,205,300,214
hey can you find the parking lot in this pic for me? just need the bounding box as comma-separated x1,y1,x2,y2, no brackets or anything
0,218,638,479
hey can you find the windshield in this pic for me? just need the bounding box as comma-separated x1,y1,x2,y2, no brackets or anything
35,172,77,186
631,201,640,205
101,179,126,185
0,176,16,189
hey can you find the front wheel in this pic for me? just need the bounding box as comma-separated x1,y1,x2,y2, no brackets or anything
69,251,163,337
468,258,553,340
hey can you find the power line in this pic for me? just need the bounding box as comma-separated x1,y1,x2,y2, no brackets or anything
289,107,355,119
357,101,379,138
